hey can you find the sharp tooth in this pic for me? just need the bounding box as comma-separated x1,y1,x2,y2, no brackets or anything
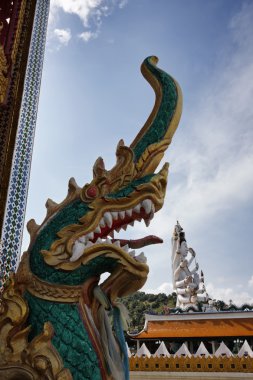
119,211,125,219
142,199,152,214
94,226,101,234
99,217,106,227
87,232,94,240
122,224,127,231
116,227,121,233
149,203,155,220
104,212,113,228
130,221,134,226
96,238,102,244
85,241,93,248
133,203,141,213
135,252,147,264
144,219,150,227
129,250,135,257
70,242,85,262
126,209,133,217
114,240,121,247
79,236,86,243
122,244,129,252
106,238,112,244
111,211,118,220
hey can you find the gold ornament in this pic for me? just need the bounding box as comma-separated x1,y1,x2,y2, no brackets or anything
0,275,72,379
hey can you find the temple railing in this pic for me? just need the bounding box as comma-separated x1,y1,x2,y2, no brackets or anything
129,355,253,372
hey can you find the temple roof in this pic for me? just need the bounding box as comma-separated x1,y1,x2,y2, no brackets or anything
130,311,253,340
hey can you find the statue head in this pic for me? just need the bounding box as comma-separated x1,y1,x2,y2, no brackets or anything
179,240,188,258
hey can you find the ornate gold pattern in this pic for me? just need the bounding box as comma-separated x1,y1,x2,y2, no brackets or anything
0,36,9,103
40,164,168,271
11,0,27,64
2,56,183,378
16,248,147,304
83,140,136,199
129,355,253,373
0,275,72,379
16,252,83,303
0,0,38,241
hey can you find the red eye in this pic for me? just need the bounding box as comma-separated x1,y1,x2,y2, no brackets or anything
86,185,98,198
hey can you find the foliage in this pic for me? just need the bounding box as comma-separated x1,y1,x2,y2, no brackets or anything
120,292,233,334
120,291,177,333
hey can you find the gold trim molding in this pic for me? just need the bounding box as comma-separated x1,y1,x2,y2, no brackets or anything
129,355,253,373
16,252,83,303
0,41,9,103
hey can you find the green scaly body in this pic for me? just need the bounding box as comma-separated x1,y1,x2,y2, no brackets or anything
22,56,182,380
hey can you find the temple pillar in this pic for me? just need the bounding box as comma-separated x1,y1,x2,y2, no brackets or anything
0,0,50,291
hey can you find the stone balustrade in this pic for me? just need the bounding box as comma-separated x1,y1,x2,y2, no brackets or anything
129,355,253,373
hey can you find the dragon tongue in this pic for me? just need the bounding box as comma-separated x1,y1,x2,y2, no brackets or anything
111,235,163,249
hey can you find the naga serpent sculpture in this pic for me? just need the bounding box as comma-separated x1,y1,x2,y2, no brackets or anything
0,56,182,380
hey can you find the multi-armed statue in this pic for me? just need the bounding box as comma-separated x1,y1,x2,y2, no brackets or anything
0,57,182,379
172,222,208,310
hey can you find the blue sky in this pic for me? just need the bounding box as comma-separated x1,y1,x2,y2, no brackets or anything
23,0,253,304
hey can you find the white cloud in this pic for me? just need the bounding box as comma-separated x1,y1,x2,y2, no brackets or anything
206,282,253,306
118,0,128,9
143,282,174,295
248,276,253,288
48,0,127,45
121,4,253,248
130,3,253,306
50,0,103,27
54,28,71,45
79,30,98,42
143,281,253,306
229,2,253,50
145,3,253,238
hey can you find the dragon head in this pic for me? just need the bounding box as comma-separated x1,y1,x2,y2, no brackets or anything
18,56,182,305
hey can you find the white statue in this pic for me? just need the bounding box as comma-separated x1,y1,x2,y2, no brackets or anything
204,299,217,312
172,222,207,310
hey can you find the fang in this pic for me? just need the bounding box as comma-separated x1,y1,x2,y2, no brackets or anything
104,212,113,228
142,199,152,214
144,219,150,227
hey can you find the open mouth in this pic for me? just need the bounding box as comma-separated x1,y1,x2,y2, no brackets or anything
70,198,163,263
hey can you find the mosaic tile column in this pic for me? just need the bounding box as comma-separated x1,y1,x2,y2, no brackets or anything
0,0,50,290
